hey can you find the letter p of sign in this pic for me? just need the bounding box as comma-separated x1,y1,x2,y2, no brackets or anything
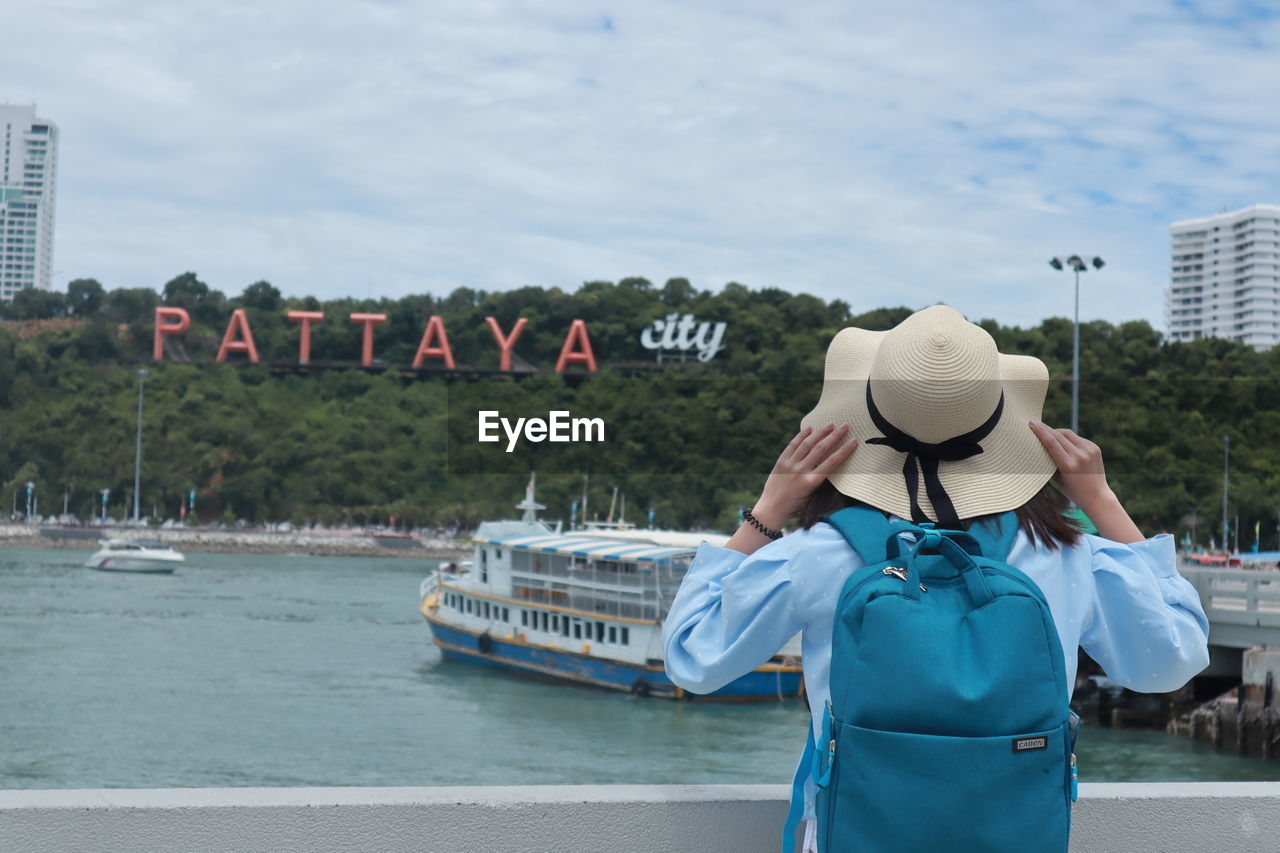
153,307,191,361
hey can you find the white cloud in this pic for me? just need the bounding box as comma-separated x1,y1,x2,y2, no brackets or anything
3,0,1279,331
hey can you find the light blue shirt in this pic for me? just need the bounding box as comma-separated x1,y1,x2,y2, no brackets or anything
662,521,1211,820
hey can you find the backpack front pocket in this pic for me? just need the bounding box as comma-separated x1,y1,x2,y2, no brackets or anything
817,721,1071,853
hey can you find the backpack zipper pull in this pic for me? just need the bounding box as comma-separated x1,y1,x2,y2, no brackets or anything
883,566,926,592
1070,753,1078,802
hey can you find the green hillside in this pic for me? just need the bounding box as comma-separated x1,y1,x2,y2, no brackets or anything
2,274,1278,545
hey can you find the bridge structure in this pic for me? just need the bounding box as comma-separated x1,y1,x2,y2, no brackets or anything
1179,565,1280,677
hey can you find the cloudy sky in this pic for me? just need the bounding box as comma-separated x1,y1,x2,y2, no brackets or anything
4,0,1278,328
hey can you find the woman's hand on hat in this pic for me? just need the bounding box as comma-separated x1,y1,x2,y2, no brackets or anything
753,423,859,530
1028,420,1112,506
1029,419,1144,544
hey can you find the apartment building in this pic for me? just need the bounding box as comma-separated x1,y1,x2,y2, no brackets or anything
1166,204,1280,350
1,103,59,301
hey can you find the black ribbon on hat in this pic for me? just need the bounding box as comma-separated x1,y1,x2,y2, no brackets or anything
864,381,1004,529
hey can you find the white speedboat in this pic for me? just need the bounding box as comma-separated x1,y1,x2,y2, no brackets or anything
85,539,184,573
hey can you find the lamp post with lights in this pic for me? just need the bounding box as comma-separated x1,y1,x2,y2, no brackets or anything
1049,255,1105,433
132,369,149,524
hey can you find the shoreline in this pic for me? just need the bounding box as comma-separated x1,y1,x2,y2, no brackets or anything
0,525,471,559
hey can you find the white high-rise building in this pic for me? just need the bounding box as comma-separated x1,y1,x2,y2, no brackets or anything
0,103,59,302
1166,204,1280,350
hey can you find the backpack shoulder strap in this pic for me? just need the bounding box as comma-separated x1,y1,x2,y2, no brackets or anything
825,506,1020,563
780,733,815,852
823,504,893,564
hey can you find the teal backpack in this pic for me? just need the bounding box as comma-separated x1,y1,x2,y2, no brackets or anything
782,505,1080,853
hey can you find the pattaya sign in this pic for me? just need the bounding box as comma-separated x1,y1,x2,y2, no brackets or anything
152,308,597,372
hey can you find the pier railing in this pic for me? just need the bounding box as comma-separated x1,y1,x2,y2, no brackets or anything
1180,565,1280,650
4,783,1280,852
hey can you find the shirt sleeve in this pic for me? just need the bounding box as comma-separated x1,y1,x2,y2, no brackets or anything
1079,533,1210,694
662,536,805,694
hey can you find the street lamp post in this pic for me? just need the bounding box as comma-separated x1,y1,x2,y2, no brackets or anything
1048,255,1105,433
133,369,149,524
1222,435,1230,553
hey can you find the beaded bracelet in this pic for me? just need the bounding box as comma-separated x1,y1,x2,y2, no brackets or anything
742,506,783,540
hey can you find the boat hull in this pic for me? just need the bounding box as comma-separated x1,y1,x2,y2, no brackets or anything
89,559,178,573
425,614,802,702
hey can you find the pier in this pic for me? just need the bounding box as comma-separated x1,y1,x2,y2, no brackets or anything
1169,565,1280,758
1179,565,1280,678
3,784,1280,852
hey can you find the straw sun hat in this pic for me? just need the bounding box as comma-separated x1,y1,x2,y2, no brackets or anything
801,305,1057,528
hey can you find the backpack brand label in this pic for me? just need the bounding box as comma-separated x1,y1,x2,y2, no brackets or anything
1013,736,1048,753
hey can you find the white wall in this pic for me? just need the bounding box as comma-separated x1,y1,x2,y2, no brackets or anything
3,783,1280,853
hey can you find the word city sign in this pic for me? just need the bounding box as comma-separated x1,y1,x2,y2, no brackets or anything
152,308,729,372
639,313,728,362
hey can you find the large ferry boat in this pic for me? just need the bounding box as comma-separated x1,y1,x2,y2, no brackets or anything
419,480,803,700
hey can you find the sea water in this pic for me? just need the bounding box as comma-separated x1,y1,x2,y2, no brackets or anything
1,548,1276,789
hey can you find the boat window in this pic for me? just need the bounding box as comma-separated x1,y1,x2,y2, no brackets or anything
596,621,605,642
560,616,570,637
621,627,630,646
495,549,503,559
608,625,617,644
466,598,473,614
503,607,510,622
551,614,560,632
483,601,491,619
521,610,528,627
540,611,549,632
573,621,582,640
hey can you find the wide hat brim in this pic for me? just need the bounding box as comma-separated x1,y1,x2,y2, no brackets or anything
802,317,1058,523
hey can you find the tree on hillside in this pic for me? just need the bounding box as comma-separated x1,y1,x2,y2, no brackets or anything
66,278,106,316
103,287,160,324
162,272,210,305
162,272,225,326
240,280,282,312
4,287,66,320
661,277,696,306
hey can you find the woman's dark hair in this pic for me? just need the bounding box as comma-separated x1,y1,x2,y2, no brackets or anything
794,479,1082,551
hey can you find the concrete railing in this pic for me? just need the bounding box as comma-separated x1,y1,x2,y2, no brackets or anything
4,783,1280,852
1181,565,1280,651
